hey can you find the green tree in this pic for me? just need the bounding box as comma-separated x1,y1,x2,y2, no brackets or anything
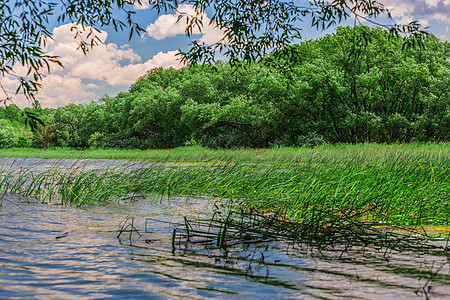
22,25,448,149
1,0,426,105
53,104,85,148
264,26,449,144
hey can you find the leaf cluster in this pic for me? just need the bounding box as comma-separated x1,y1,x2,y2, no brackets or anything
0,0,143,102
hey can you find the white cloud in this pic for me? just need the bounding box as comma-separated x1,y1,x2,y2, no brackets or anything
145,4,226,45
425,0,440,8
381,0,450,23
1,74,97,108
146,13,188,40
133,0,154,10
133,2,150,10
37,75,96,107
105,51,183,86
418,18,430,27
4,23,184,108
396,15,414,26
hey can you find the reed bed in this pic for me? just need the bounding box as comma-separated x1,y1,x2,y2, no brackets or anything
1,143,448,163
169,209,447,255
0,144,448,255
1,145,448,231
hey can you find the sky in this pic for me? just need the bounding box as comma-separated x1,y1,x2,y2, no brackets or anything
6,0,450,109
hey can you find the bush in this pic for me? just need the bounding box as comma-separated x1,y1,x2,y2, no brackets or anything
0,119,19,148
17,133,32,147
296,132,326,148
88,131,106,149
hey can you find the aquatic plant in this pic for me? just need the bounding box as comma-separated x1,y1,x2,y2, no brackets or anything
0,145,448,250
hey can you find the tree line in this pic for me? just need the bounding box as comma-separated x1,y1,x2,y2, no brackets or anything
1,26,449,149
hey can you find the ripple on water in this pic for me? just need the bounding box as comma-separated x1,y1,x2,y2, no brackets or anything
0,159,449,299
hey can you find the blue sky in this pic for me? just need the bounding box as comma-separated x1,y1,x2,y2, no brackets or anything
7,0,450,108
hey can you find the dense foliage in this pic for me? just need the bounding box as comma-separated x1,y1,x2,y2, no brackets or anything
1,0,423,102
1,26,449,149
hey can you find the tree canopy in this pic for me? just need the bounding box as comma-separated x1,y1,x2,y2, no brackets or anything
1,26,448,149
0,0,427,104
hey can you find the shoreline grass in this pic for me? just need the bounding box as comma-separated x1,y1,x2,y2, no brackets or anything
1,143,448,247
1,144,448,222
0,143,448,163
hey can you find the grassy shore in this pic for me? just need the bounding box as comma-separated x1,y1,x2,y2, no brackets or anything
1,144,449,243
1,143,448,163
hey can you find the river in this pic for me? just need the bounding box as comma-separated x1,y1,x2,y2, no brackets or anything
0,158,449,299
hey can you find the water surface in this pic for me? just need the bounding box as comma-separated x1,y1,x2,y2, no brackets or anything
0,158,449,299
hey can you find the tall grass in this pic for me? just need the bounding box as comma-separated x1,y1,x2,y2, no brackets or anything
1,143,448,163
1,145,448,229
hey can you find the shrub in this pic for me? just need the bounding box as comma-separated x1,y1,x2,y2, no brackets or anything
0,119,19,148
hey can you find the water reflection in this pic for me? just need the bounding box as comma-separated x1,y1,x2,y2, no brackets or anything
0,157,449,299
1,194,449,299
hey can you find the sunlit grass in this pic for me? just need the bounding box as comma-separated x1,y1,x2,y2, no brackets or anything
1,143,448,163
1,144,448,230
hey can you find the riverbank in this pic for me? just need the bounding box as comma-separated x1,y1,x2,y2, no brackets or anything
0,143,448,162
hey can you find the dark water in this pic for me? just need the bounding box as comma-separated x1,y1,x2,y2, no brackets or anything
0,158,449,299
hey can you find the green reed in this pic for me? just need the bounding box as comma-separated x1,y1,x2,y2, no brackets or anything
1,143,448,163
1,145,448,229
